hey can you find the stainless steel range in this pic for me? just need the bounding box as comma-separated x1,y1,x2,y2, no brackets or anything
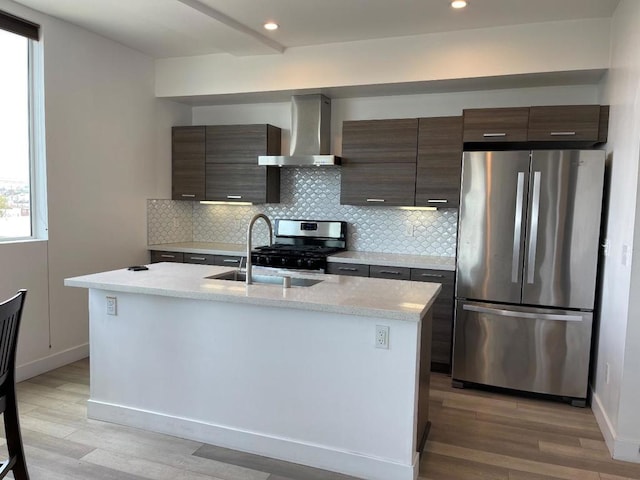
251,219,347,272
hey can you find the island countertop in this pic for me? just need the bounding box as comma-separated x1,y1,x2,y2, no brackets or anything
65,262,441,322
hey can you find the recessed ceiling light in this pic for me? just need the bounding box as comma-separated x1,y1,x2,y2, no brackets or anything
451,0,467,8
263,22,278,31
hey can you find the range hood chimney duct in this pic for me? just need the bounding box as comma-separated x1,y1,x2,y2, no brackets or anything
258,94,340,167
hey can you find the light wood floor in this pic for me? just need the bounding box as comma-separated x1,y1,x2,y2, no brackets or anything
1,359,638,480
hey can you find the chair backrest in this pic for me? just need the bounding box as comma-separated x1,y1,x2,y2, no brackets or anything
0,290,27,388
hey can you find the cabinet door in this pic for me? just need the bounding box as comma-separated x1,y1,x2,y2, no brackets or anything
342,119,418,163
369,265,411,280
411,268,455,372
172,126,205,200
340,162,417,206
463,107,530,143
206,125,281,163
416,116,463,208
205,164,279,203
527,105,601,142
150,251,184,263
326,262,370,277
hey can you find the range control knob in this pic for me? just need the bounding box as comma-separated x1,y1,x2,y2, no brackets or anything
296,258,304,268
280,257,288,266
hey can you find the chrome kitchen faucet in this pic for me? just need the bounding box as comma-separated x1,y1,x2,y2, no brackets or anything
245,214,273,285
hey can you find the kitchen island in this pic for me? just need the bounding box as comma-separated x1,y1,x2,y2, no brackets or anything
65,262,440,480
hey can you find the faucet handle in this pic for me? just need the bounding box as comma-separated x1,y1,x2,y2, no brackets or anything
238,256,246,271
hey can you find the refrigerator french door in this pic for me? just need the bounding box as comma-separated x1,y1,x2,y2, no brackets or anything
453,150,605,403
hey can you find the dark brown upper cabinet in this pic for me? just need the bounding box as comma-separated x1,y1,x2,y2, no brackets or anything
415,116,463,208
463,105,609,148
172,126,206,201
462,107,530,144
340,119,418,206
527,105,604,142
204,124,281,204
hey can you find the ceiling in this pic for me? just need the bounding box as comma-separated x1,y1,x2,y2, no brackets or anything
13,0,621,58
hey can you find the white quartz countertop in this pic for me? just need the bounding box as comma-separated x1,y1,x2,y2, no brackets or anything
65,262,440,322
328,251,455,271
148,242,245,256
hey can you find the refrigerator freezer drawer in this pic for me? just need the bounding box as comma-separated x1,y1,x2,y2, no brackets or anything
452,300,593,399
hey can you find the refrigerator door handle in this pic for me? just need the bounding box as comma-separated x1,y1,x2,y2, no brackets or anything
527,171,541,284
511,172,525,283
463,304,584,322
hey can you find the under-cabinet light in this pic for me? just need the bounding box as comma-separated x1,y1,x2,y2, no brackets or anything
397,206,438,211
199,201,253,206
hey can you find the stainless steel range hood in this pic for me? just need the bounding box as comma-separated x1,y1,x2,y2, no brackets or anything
258,94,340,167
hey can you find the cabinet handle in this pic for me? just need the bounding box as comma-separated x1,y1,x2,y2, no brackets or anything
379,270,401,275
366,198,385,203
227,195,242,199
549,131,576,136
189,257,206,261
427,199,448,204
181,194,196,198
483,133,507,137
338,267,358,271
223,259,239,263
160,254,176,259
420,273,444,278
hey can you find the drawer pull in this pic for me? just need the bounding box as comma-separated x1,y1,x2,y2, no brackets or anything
483,133,507,137
379,270,401,275
427,199,448,204
338,267,358,271
420,273,444,278
223,259,239,263
190,257,206,261
550,131,576,136
366,198,385,203
181,194,196,198
227,195,242,199
160,254,176,259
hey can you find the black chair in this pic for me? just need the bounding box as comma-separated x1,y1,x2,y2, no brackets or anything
0,290,29,480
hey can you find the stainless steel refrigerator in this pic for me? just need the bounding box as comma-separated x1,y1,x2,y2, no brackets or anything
452,150,604,406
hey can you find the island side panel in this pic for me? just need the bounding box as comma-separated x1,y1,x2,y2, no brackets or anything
416,307,432,453
87,289,421,480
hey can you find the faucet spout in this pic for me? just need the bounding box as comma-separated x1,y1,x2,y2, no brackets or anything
246,214,273,285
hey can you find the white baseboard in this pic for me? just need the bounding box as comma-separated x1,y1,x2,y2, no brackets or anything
16,343,89,382
592,391,640,463
88,399,418,480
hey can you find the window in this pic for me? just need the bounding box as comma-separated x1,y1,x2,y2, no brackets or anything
0,10,42,241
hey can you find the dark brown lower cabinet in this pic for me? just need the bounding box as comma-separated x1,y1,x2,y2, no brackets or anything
183,254,216,264
410,268,455,373
150,251,184,263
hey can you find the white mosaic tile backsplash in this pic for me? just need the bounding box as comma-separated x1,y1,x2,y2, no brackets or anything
148,169,458,256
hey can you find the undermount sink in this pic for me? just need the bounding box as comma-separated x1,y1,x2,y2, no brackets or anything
207,270,323,287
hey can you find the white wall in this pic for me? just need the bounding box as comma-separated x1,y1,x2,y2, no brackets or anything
157,18,610,98
593,0,640,462
0,0,191,380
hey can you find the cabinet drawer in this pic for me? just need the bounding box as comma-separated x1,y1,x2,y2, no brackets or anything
369,265,411,280
184,253,216,265
463,107,530,143
527,105,601,142
213,255,243,267
150,251,184,263
326,262,370,277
